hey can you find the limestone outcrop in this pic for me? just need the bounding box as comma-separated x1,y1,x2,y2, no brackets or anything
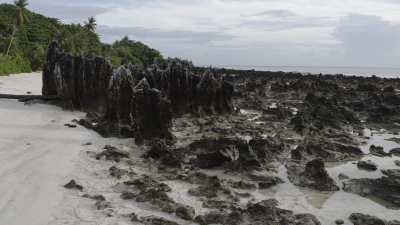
42,41,234,140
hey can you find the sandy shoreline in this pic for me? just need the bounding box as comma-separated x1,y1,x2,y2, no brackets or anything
0,73,102,225
0,72,42,95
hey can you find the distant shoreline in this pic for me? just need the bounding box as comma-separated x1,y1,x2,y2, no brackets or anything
200,65,400,78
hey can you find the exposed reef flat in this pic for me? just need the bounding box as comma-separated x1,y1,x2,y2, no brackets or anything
36,43,400,225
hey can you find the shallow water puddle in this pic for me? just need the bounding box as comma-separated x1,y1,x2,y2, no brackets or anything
181,129,400,224
253,129,400,225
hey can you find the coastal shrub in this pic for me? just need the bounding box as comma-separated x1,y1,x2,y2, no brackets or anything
0,54,32,76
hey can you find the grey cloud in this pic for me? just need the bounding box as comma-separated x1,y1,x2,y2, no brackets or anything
97,25,234,44
240,15,334,31
0,0,110,23
252,9,296,18
334,14,400,67
240,8,334,31
29,1,108,23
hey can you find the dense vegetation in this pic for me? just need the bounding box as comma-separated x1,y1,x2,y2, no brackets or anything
0,2,162,76
0,54,31,75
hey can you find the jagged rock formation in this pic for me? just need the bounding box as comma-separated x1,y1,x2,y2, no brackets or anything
291,93,358,133
287,159,339,191
43,41,113,112
42,41,234,140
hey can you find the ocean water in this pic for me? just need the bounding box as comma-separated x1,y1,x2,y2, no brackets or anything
213,65,400,78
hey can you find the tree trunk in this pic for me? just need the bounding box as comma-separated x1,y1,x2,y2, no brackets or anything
5,26,16,56
0,94,61,102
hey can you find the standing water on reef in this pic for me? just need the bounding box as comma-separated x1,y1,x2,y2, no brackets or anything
249,129,400,225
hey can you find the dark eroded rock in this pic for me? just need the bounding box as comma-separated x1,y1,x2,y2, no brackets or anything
145,139,183,167
335,219,345,225
287,159,339,191
43,41,113,112
343,170,400,207
188,137,284,170
292,138,363,163
109,166,129,179
370,145,391,157
64,179,83,191
96,145,129,162
349,213,400,225
196,199,321,225
390,148,400,156
257,176,284,189
142,216,180,225
357,160,378,171
338,173,350,180
175,205,195,221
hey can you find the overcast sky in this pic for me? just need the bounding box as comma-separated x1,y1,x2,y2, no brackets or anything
2,0,400,67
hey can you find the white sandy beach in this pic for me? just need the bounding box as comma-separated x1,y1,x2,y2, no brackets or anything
0,73,101,225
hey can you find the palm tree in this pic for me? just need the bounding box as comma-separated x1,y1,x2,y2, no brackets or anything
84,17,97,32
15,0,29,26
6,0,29,56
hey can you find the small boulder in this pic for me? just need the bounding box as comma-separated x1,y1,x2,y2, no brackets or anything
95,200,111,210
64,123,77,128
357,160,378,171
120,191,137,200
369,145,391,157
231,180,257,189
129,212,139,222
96,145,129,162
349,213,386,225
390,148,400,156
82,194,106,202
338,173,350,180
109,166,128,179
335,219,345,225
287,159,339,191
258,177,284,189
381,169,400,179
194,211,230,225
64,179,83,191
142,216,179,225
175,205,195,221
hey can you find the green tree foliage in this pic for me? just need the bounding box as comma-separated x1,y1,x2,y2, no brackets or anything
104,36,163,68
0,3,163,75
6,0,29,56
0,53,31,76
84,17,97,32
